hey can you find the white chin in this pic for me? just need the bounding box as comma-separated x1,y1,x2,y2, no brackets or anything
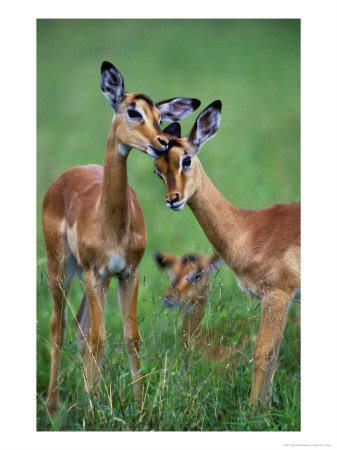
146,147,159,158
167,201,186,211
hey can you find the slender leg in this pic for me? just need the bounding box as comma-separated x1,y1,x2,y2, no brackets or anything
83,270,106,394
118,269,142,400
75,279,110,355
250,289,291,406
46,261,68,415
74,292,90,355
181,298,206,348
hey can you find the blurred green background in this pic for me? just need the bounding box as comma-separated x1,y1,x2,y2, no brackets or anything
37,19,300,430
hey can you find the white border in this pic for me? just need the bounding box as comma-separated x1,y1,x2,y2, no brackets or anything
1,1,337,449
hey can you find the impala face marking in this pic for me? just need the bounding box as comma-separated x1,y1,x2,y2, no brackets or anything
155,101,222,210
110,92,168,157
100,62,201,158
155,143,197,211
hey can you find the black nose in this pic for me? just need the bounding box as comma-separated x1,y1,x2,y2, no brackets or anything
158,137,168,147
167,193,179,205
163,297,180,309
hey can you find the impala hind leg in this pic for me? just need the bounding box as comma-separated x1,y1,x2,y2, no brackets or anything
74,292,90,355
250,289,291,406
46,260,68,415
83,271,106,395
118,270,142,401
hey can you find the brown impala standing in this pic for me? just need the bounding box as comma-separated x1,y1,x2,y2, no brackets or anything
154,103,300,406
42,61,200,414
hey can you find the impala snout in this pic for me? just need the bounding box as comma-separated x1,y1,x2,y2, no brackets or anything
158,137,168,148
166,192,186,211
147,136,169,158
163,296,181,309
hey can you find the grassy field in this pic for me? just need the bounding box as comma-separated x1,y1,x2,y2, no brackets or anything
36,19,300,431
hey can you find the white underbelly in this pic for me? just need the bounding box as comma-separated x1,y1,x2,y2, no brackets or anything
99,254,129,279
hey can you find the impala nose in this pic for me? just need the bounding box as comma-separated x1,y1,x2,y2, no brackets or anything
166,193,179,205
158,137,168,148
163,297,180,309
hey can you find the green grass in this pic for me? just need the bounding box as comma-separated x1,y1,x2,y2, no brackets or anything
37,19,300,431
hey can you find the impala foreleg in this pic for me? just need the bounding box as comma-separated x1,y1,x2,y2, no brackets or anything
83,271,106,395
118,270,142,400
250,289,291,406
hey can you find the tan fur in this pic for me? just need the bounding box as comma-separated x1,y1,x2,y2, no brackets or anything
155,130,300,406
42,92,171,414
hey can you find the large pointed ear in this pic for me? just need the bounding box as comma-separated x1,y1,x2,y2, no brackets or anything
153,252,177,269
100,61,125,111
156,98,201,122
188,100,222,152
163,122,181,139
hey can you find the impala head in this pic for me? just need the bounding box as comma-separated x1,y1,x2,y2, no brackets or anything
100,61,201,157
154,101,222,209
154,252,221,309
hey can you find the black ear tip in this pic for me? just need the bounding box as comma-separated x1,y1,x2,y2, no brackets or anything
212,100,222,111
153,251,167,269
101,61,114,73
192,98,201,110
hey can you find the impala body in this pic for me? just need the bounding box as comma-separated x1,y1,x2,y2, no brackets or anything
154,102,300,405
42,61,200,413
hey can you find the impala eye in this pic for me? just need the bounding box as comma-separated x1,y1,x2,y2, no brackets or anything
182,156,191,168
186,270,203,283
127,109,142,120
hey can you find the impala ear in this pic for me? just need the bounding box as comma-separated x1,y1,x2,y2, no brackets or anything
163,122,181,139
153,252,177,269
189,100,222,152
156,98,201,122
100,61,125,111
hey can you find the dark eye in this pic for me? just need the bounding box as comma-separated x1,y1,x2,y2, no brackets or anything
182,156,191,168
186,271,203,283
127,109,142,120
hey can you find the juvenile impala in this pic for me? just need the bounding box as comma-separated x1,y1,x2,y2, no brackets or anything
42,61,200,413
153,252,223,355
154,251,248,363
154,103,300,406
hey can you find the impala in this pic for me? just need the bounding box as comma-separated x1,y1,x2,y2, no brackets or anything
154,251,248,363
154,103,300,406
153,252,223,356
42,61,200,414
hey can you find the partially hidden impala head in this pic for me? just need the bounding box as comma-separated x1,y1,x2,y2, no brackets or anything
154,100,222,208
100,61,201,157
153,251,221,309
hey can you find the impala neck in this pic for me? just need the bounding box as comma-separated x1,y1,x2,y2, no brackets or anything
188,164,247,270
98,123,131,240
